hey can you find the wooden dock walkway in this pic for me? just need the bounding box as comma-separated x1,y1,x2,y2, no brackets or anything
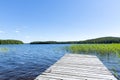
35,54,117,80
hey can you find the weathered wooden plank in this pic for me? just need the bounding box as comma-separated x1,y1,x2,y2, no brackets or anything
64,54,97,58
37,74,107,80
42,70,115,79
35,54,117,80
52,63,108,70
47,66,112,75
41,72,116,80
56,60,103,65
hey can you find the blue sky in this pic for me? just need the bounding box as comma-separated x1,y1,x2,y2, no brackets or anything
0,0,120,43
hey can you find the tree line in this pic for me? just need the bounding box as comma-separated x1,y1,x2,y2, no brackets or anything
1,37,120,44
30,37,120,44
79,37,120,44
0,40,23,44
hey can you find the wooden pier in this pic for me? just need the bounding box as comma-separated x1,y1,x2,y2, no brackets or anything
35,54,117,80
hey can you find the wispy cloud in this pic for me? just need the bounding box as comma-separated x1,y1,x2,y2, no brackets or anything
25,36,30,39
0,31,5,34
15,30,20,33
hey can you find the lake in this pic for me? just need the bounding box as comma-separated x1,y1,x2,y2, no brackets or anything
0,44,120,80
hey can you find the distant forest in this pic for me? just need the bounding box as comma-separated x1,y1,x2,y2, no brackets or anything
1,37,120,44
79,37,120,44
30,37,120,44
0,40,23,44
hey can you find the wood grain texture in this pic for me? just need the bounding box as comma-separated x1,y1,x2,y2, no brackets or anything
35,54,117,80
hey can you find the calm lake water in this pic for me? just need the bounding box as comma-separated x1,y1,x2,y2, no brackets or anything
0,44,120,80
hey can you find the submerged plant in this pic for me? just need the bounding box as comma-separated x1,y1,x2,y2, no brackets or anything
0,47,9,53
111,67,120,80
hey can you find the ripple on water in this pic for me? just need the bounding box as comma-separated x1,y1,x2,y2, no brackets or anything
0,44,120,80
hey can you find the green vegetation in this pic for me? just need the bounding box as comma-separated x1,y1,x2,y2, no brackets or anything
0,40,23,44
112,67,120,80
67,44,120,54
0,47,9,52
79,37,120,44
30,37,120,44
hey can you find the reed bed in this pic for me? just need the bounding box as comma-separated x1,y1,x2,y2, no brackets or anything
67,44,120,55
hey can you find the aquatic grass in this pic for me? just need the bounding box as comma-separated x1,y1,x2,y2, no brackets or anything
66,44,120,79
0,47,9,52
67,44,120,54
112,67,120,80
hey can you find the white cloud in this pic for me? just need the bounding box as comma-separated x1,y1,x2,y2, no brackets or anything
0,31,5,33
15,30,20,33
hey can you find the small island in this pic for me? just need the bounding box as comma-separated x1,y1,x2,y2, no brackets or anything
0,40,24,44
